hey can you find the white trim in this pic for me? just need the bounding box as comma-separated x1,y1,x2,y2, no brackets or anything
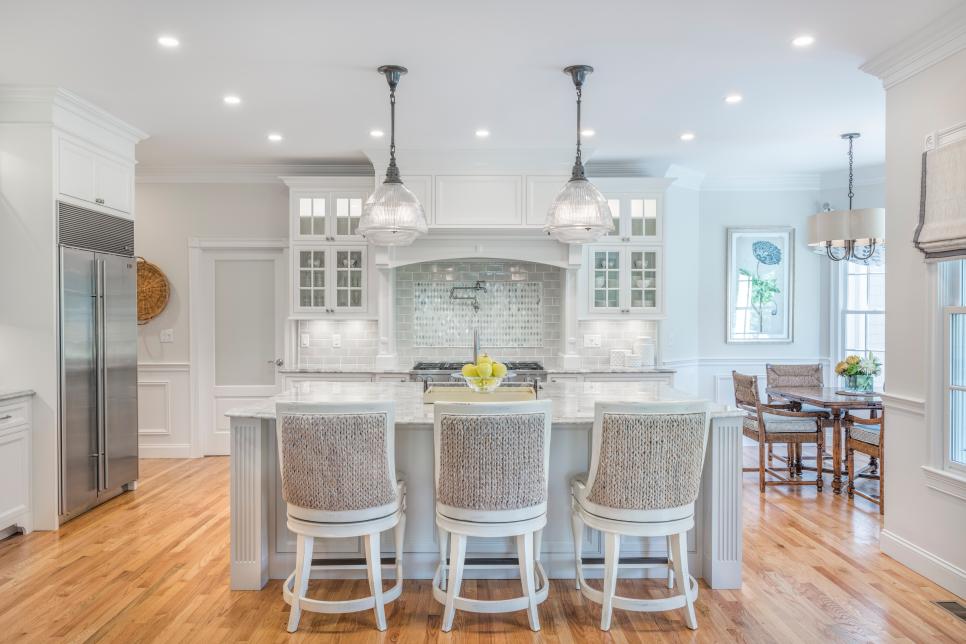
0,86,148,143
879,391,927,417
136,381,171,436
924,119,966,152
922,465,966,502
137,163,372,184
188,238,288,250
663,164,704,191
861,3,966,89
137,362,190,372
701,174,821,192
880,529,966,598
139,443,193,459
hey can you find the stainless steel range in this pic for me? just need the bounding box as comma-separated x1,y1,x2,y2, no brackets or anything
409,361,547,384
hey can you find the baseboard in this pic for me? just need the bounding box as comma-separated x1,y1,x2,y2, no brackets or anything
139,443,193,459
880,529,966,598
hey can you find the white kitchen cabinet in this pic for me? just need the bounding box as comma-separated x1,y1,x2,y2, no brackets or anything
0,395,32,535
290,190,370,242
599,193,662,243
292,245,369,317
524,175,569,226
434,175,523,227
58,138,134,215
546,372,674,386
587,245,663,317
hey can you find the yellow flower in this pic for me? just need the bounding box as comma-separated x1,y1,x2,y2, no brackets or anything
846,355,860,365
835,361,848,375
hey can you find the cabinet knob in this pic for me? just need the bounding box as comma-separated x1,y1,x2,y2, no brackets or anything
95,198,105,205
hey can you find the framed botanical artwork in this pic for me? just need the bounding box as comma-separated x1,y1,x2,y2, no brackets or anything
726,227,794,343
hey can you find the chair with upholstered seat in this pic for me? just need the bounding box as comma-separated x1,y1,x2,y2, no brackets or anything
733,371,827,493
570,401,712,631
845,413,884,514
765,363,831,476
275,401,406,633
432,400,552,632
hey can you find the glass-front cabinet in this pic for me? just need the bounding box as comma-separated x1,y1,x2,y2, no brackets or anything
588,245,662,316
601,194,662,242
293,245,368,315
290,188,370,242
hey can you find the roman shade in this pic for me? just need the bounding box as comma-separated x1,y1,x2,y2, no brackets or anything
914,124,966,260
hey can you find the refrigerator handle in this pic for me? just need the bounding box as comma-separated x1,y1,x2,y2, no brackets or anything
96,257,107,492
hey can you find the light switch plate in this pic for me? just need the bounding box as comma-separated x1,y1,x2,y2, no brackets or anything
300,333,311,348
584,334,601,348
160,329,174,343
332,334,342,348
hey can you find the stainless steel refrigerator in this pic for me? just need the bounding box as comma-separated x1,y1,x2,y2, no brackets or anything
58,203,139,522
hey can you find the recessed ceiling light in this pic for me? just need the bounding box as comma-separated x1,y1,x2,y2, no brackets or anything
157,35,180,48
223,95,242,106
475,129,490,138
792,34,815,48
724,94,743,104
581,129,595,137
369,129,384,138
267,133,283,142
680,132,695,142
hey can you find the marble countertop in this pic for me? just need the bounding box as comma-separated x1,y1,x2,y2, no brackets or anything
0,389,35,403
226,380,741,425
280,366,675,375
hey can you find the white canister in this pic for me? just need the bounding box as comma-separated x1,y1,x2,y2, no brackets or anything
625,353,643,368
633,336,655,366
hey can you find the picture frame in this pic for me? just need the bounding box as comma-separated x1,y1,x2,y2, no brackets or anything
726,226,794,343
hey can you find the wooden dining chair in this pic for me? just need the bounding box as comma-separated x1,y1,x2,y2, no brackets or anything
764,363,830,476
733,372,828,493
845,413,884,514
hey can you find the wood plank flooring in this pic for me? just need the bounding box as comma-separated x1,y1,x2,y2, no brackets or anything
0,455,963,643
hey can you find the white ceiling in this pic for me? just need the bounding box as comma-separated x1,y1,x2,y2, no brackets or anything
1,0,962,177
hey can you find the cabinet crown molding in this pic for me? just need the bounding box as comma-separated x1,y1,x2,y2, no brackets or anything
0,85,148,143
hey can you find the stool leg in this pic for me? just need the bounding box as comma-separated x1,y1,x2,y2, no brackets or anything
437,527,448,591
394,513,406,583
666,535,674,589
600,531,620,631
517,532,540,631
442,533,467,633
287,534,314,633
570,511,583,590
364,532,387,631
671,531,697,630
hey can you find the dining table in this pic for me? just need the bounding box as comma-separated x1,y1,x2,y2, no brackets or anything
764,386,882,494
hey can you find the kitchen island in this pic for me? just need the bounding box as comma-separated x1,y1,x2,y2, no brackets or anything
226,381,745,591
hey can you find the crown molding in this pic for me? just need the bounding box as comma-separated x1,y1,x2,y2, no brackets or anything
861,4,966,89
701,174,821,192
137,163,374,184
0,85,148,143
664,164,705,191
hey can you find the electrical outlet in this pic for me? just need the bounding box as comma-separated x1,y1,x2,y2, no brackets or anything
584,334,601,348
160,328,174,343
300,333,311,348
332,333,342,348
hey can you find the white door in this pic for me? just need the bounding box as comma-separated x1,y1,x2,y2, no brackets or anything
199,247,287,455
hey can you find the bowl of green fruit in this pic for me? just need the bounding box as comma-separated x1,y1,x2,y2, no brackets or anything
460,354,509,393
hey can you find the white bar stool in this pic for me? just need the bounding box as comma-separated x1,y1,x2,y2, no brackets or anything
571,401,712,631
275,401,406,633
432,400,553,632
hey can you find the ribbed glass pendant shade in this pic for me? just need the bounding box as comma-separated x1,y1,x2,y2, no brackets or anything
545,178,614,243
359,181,428,246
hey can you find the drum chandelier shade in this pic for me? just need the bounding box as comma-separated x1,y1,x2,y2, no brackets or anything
544,65,614,244
806,133,885,262
358,65,428,247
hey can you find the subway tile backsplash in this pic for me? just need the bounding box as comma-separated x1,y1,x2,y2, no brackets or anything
296,258,657,371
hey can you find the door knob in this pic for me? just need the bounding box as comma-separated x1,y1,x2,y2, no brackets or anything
267,358,284,367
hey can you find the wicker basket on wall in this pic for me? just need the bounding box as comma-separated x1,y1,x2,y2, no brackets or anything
137,257,170,325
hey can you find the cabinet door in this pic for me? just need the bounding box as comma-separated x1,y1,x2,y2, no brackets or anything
627,248,661,313
435,175,523,227
525,175,569,226
332,247,367,312
600,197,623,240
295,195,328,239
59,140,96,203
627,196,661,241
295,248,328,312
331,193,366,239
95,155,133,213
589,248,622,313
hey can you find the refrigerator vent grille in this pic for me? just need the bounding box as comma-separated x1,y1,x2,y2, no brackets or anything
58,202,134,257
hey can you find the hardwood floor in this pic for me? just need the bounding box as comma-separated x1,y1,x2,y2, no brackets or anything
0,455,964,643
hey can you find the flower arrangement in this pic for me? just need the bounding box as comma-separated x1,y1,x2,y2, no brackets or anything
834,353,881,393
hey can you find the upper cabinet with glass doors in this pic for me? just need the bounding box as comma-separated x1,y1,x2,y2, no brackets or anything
283,176,373,242
600,194,662,242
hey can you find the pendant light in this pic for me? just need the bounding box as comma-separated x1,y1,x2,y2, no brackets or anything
358,65,428,247
807,133,885,262
544,65,614,243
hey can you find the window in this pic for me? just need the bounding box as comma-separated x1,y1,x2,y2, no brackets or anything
838,254,885,387
940,260,966,471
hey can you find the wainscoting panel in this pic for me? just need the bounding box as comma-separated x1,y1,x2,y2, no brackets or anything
138,363,191,458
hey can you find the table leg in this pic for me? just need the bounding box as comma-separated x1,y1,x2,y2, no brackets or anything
831,411,843,494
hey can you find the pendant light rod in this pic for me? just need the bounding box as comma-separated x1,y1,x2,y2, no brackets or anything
378,64,408,184
841,132,860,210
564,65,593,181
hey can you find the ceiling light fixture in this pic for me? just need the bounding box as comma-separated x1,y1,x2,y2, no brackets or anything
267,133,283,142
369,129,384,138
581,129,595,137
358,65,428,247
475,129,490,138
807,133,885,262
544,65,614,244
724,94,743,104
680,132,695,141
792,34,815,48
223,95,241,105
157,35,180,48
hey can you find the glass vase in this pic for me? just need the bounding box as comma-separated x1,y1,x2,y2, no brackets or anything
845,374,874,393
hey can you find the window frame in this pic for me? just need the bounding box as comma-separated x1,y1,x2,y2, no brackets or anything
835,258,886,387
